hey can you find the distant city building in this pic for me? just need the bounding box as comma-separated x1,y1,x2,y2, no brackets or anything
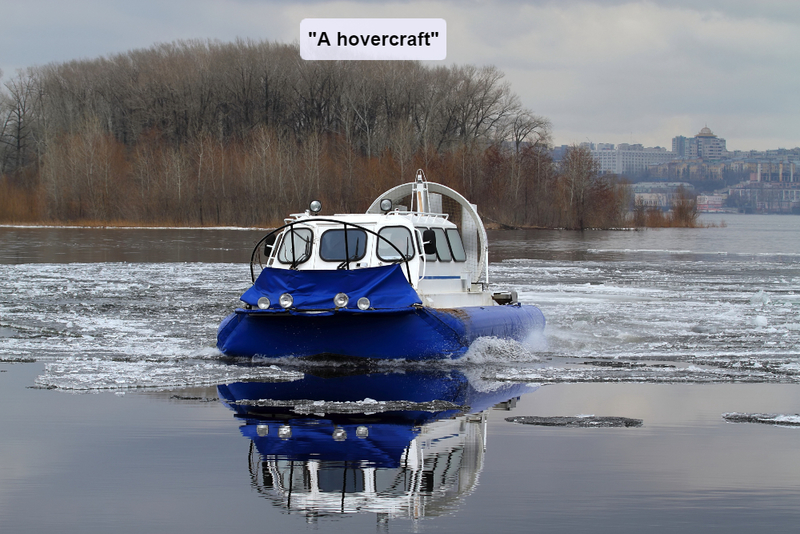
694,126,726,159
572,127,727,176
551,145,570,162
728,182,800,213
584,143,673,175
552,128,800,212
649,160,726,181
650,153,798,183
672,135,690,157
696,194,726,213
748,162,796,182
632,182,694,210
671,126,726,160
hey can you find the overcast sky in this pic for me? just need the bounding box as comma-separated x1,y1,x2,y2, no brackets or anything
2,0,797,151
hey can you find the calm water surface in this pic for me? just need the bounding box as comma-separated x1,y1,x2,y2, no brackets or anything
1,214,800,533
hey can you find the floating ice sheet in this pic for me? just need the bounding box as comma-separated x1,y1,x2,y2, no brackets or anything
723,412,800,427
1,249,799,391
34,357,303,391
506,415,643,428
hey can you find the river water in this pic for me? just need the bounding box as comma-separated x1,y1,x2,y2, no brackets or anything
1,214,800,533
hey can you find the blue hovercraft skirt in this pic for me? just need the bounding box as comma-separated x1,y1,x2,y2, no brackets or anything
216,303,545,360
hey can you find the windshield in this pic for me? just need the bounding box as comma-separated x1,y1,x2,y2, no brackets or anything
377,226,415,261
320,228,368,262
276,227,313,266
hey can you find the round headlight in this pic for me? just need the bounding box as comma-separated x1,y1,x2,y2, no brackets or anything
257,296,270,309
332,427,347,441
278,425,292,440
309,200,322,214
357,297,370,310
356,425,369,438
279,293,294,309
379,198,392,212
333,292,349,308
256,424,269,437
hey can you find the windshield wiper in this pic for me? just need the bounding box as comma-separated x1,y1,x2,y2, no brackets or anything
290,233,312,270
337,236,362,270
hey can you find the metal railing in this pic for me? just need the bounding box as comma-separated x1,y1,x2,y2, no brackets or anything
249,218,415,284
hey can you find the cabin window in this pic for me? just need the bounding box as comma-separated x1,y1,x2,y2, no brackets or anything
377,226,415,261
319,228,367,262
432,228,452,262
416,227,437,262
446,228,467,262
277,227,313,265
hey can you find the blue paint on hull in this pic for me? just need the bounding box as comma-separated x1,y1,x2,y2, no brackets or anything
216,263,545,360
216,302,545,360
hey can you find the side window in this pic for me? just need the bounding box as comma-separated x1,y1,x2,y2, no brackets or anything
432,228,452,262
277,228,313,265
377,226,415,261
446,228,467,262
319,229,367,262
416,227,437,262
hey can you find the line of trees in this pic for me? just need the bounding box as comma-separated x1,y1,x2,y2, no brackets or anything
632,188,700,227
0,39,628,229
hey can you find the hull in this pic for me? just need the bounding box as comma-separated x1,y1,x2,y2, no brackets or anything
215,175,548,361
216,303,545,360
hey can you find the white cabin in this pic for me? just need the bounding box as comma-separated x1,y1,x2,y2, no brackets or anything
255,171,502,308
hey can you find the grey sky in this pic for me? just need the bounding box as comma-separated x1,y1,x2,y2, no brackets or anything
2,0,797,151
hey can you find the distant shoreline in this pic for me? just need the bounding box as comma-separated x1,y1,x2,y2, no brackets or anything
0,211,758,233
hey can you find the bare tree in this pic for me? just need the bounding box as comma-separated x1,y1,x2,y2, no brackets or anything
2,69,39,174
559,145,601,229
2,39,581,228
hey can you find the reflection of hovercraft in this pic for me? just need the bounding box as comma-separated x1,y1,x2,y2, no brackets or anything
218,369,536,519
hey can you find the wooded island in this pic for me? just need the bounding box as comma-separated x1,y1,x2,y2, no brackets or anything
2,39,690,229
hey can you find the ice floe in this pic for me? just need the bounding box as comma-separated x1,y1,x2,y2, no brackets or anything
2,235,800,391
723,412,800,427
506,415,643,427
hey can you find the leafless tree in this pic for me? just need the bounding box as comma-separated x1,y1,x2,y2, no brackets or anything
2,69,39,175
2,39,586,227
559,145,601,229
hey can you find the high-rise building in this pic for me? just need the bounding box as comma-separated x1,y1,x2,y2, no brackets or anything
693,126,726,159
672,136,690,157
672,127,726,160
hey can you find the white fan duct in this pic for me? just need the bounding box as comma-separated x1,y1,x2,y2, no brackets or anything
367,177,489,285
